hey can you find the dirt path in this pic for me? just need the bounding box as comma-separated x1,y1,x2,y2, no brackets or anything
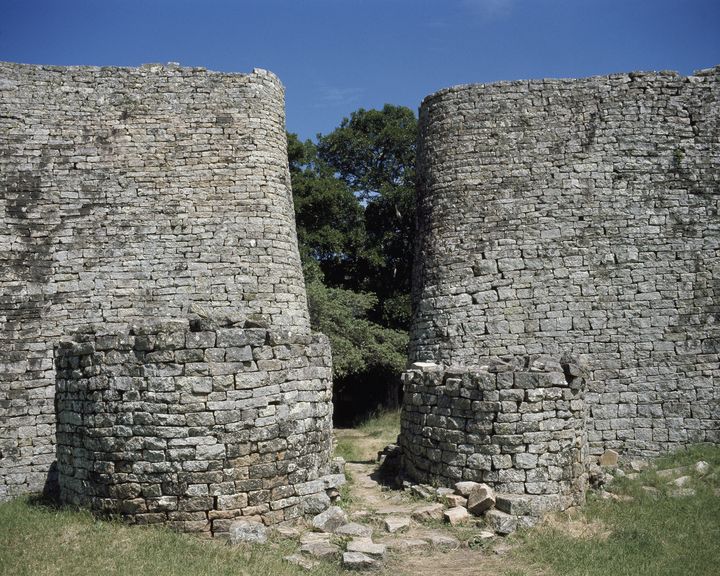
337,435,537,576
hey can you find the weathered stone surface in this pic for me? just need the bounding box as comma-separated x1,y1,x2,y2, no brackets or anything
229,520,268,545
400,363,588,510
411,503,445,522
410,484,436,500
599,450,620,467
444,506,471,525
54,323,335,534
300,541,340,558
301,492,331,515
300,532,332,545
346,538,386,558
426,532,461,549
342,551,378,570
670,476,691,488
495,494,567,517
440,493,468,508
335,522,373,538
403,65,720,469
467,484,495,516
485,509,518,536
384,516,411,533
312,506,348,533
455,481,481,497
386,538,429,550
275,525,302,538
0,62,326,502
694,461,710,475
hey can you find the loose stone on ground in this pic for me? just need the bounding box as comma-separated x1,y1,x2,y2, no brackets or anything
384,516,411,533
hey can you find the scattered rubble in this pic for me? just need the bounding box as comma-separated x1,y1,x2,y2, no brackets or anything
467,484,495,515
311,506,348,533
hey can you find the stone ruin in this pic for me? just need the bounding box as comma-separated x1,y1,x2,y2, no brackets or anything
1,60,719,534
400,66,719,516
0,62,341,533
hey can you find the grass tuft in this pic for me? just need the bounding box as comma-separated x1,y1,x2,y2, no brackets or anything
511,444,720,576
0,497,343,576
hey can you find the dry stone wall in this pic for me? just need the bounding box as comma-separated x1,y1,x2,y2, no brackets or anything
55,319,339,535
409,66,720,458
0,62,313,501
400,356,588,510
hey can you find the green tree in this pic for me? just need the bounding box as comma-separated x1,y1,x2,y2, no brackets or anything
287,133,365,284
287,105,417,420
317,105,417,329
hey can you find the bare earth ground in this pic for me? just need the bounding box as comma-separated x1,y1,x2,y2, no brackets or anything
334,428,544,576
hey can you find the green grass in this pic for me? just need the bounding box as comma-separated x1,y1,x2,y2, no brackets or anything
0,497,344,576
334,409,401,463
355,409,400,439
334,436,362,462
510,445,720,576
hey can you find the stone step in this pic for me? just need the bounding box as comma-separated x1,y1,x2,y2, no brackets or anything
495,493,568,517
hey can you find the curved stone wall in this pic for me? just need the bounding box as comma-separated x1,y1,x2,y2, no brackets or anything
1,62,310,499
400,356,588,509
55,319,339,533
409,67,720,456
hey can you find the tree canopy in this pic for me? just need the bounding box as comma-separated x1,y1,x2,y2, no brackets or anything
288,104,418,422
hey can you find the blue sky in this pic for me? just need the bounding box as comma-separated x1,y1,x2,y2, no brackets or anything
2,0,718,141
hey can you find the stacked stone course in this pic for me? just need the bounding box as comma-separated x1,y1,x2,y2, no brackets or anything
55,318,340,534
400,356,588,509
0,61,329,509
406,67,720,468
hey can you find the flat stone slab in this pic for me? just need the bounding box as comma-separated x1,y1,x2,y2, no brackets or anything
346,537,386,558
444,506,471,525
495,493,565,517
335,522,373,538
440,493,468,508
410,484,436,500
384,516,411,533
426,532,461,549
343,551,378,570
300,532,332,545
300,540,340,558
385,537,429,550
275,525,302,538
411,503,445,522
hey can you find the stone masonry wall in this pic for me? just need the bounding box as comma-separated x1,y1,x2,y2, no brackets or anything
410,67,720,457
55,319,339,534
1,62,310,500
400,356,588,511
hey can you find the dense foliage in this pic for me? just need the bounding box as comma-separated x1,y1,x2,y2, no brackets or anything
288,105,417,421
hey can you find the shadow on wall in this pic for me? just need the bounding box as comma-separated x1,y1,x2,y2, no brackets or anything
42,461,58,501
